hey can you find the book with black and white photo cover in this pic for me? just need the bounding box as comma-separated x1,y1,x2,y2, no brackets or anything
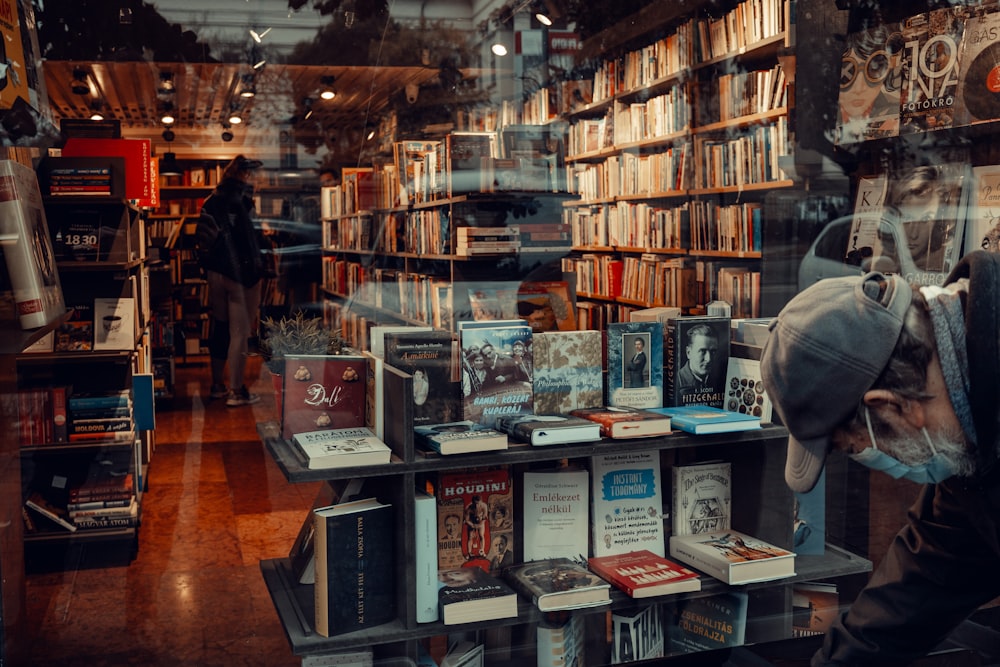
964,164,1000,255
670,460,731,536
522,466,589,562
503,557,611,612
664,315,730,409
313,498,395,637
281,355,367,440
92,296,136,350
537,613,585,667
436,467,513,574
667,591,749,654
589,550,701,599
669,529,796,585
570,406,672,439
414,420,508,455
383,330,459,427
531,329,603,415
495,414,602,446
0,159,65,329
612,603,665,664
368,324,433,359
606,321,663,409
290,426,391,470
438,565,518,625
591,449,666,558
459,321,533,428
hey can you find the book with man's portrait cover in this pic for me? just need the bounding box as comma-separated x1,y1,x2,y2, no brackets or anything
664,316,730,409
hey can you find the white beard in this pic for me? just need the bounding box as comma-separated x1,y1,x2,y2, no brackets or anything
880,423,976,477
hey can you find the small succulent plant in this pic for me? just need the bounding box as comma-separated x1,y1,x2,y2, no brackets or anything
260,310,343,375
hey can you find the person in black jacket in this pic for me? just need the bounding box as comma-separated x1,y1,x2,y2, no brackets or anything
760,250,1000,665
197,155,267,406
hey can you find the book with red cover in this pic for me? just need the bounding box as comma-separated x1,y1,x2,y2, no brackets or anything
569,406,672,439
588,549,701,598
281,354,367,440
61,137,153,203
436,466,513,575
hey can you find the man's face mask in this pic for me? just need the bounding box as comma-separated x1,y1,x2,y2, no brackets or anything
849,406,956,484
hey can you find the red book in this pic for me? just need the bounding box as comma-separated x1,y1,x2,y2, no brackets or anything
569,406,672,439
281,354,368,440
589,549,702,598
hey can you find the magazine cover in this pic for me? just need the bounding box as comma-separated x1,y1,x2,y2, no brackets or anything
835,21,904,145
899,7,970,135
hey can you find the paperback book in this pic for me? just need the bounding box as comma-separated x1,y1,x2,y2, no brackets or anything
723,356,773,423
670,460,732,536
288,479,365,585
664,316,730,409
964,163,1000,255
495,414,602,446
531,329,603,415
612,603,666,664
570,406,672,439
503,557,611,612
522,467,589,562
591,449,666,558
650,405,759,435
290,426,392,470
281,354,367,440
605,321,663,409
438,565,519,625
667,591,749,654
588,550,701,599
414,420,508,455
459,321,533,428
668,529,796,585
383,330,459,427
436,467,513,574
537,613,585,667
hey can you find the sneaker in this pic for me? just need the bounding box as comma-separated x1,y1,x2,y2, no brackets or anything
209,384,228,399
226,386,261,407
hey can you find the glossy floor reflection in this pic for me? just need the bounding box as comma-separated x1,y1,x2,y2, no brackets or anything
23,356,322,666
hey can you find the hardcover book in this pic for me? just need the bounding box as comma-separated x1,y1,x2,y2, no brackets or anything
591,449,666,558
436,467,513,574
288,479,365,585
531,330,603,415
667,591,749,653
537,613,585,667
383,330,459,427
281,354,367,440
290,426,391,470
792,582,840,638
440,640,485,667
459,322,533,428
570,406,672,439
503,557,611,612
438,565,519,626
25,491,76,532
522,467,589,562
723,356,773,423
414,420,508,455
495,414,602,446
670,460,732,536
844,174,887,267
964,163,1000,255
664,316,730,409
668,529,796,585
606,321,663,409
612,603,665,664
314,498,395,637
414,489,439,623
516,280,577,331
588,550,701,599
0,159,65,329
650,405,759,435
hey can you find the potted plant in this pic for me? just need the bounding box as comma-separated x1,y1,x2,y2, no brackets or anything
260,310,343,416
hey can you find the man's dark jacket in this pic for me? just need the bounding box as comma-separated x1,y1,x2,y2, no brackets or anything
197,177,264,287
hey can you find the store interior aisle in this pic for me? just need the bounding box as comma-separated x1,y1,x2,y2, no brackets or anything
22,356,321,666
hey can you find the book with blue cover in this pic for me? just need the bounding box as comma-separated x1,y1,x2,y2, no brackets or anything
649,405,760,434
606,321,663,409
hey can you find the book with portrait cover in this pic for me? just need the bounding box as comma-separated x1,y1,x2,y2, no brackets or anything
495,414,601,446
459,322,533,428
313,498,395,637
899,6,970,135
664,316,730,409
843,174,888,268
436,467,513,575
281,354,367,440
591,449,666,558
606,321,663,409
668,529,796,585
834,22,903,145
531,329,604,415
502,557,611,612
667,591,749,654
964,163,1000,255
437,565,519,626
383,330,459,427
612,603,665,664
0,159,65,329
522,466,589,562
290,426,391,470
570,406,672,439
589,550,701,599
537,613,585,667
670,460,731,536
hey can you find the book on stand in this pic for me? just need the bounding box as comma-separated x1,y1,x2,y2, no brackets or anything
459,321,533,428
414,420,508,455
612,603,666,664
834,21,903,145
668,529,796,585
531,329,604,415
313,497,395,637
670,460,732,536
965,164,1000,255
723,355,773,423
383,330,460,427
92,296,135,350
437,565,519,625
591,449,666,558
502,557,611,612
281,354,367,440
588,550,701,598
570,406,671,439
605,321,663,409
667,591,749,654
650,405,760,434
495,414,601,446
522,466,589,562
664,316,730,409
436,467,513,574
289,426,391,470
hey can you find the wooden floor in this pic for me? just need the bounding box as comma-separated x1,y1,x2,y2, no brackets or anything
20,355,322,666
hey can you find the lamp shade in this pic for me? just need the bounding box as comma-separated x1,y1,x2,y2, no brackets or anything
159,152,183,176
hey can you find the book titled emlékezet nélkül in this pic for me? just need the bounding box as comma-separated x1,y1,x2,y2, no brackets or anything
503,557,611,612
588,549,702,598
413,420,508,455
668,529,796,585
648,405,760,434
495,414,602,446
290,426,392,469
569,406,671,439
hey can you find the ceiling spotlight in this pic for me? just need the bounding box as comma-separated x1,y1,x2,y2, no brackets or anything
161,129,176,142
161,113,175,125
491,43,508,57
240,74,257,98
253,59,266,70
157,71,175,95
302,97,314,120
221,125,234,142
535,12,552,25
228,113,243,125
320,75,336,100
366,130,375,140
249,27,271,43
71,68,90,95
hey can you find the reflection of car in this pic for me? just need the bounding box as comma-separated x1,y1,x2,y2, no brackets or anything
255,216,321,274
797,214,922,292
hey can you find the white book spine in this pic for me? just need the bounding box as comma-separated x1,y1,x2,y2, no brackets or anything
414,490,439,623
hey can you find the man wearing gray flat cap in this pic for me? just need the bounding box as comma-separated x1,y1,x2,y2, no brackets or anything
761,249,1000,666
